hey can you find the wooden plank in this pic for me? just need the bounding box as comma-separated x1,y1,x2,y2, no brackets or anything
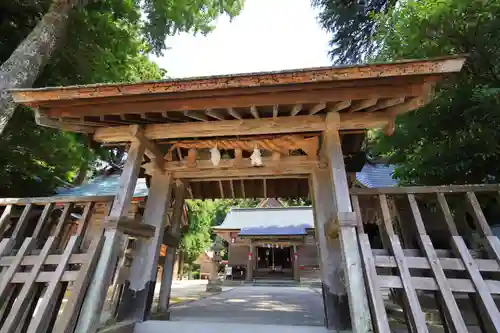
53,235,104,333
74,202,95,248
358,234,391,333
11,204,33,239
378,275,500,293
75,139,145,333
10,271,79,283
379,194,428,333
308,103,326,115
26,236,79,333
53,203,74,239
1,237,58,333
322,112,372,333
229,180,235,198
32,203,55,239
219,180,225,199
372,248,482,258
290,104,302,116
407,194,467,333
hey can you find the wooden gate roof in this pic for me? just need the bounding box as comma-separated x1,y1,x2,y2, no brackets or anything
10,55,465,140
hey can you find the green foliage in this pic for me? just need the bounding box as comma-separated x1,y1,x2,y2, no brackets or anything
0,0,242,196
370,0,500,185
312,0,397,64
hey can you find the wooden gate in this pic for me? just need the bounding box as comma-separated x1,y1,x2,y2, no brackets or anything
0,197,111,333
351,185,500,333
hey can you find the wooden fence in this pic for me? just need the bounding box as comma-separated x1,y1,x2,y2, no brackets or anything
0,196,113,333
351,185,500,333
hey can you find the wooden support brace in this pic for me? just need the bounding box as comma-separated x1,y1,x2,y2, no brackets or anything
131,125,165,171
103,217,156,239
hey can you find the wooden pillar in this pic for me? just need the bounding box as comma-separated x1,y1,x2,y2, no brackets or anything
311,169,351,329
320,112,372,332
158,181,185,316
293,245,300,282
75,139,146,333
246,243,254,281
116,171,173,321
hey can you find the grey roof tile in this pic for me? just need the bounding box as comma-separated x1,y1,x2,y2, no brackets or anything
356,163,397,188
56,174,148,198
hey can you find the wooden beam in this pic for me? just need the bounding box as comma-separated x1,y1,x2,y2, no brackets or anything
250,105,259,118
170,155,318,179
272,105,279,118
384,96,425,115
49,83,427,118
241,180,246,198
365,97,404,112
94,115,327,142
206,109,228,121
383,118,396,136
330,100,351,112
322,112,372,332
227,107,242,120
229,180,235,198
348,98,378,112
219,181,225,199
290,104,302,116
308,103,326,115
117,172,172,321
131,126,165,171
184,110,210,121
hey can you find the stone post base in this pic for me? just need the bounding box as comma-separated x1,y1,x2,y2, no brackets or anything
206,279,222,292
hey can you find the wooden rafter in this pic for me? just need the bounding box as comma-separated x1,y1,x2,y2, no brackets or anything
348,99,378,112
250,105,259,118
206,109,227,121
365,98,405,113
308,103,326,115
290,104,302,116
272,105,279,118
131,126,165,171
330,100,352,112
227,107,242,120
184,111,209,122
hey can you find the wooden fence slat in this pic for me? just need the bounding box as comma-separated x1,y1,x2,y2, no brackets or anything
407,194,468,333
0,253,87,267
351,195,365,232
358,234,391,333
379,194,429,333
437,192,500,331
1,237,57,333
53,203,74,239
452,236,500,331
53,235,105,333
26,236,79,333
378,275,500,293
372,248,482,258
11,270,79,283
32,203,55,240
74,202,95,249
0,238,33,303
0,205,12,237
374,255,500,272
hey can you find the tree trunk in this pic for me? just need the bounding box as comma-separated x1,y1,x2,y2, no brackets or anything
0,0,73,135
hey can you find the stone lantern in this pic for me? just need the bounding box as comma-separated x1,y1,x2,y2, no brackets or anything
206,236,224,292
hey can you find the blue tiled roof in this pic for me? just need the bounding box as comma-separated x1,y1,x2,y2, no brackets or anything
56,174,148,198
356,163,397,188
239,225,310,236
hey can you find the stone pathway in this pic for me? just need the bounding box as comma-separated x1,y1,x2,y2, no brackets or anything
169,286,325,327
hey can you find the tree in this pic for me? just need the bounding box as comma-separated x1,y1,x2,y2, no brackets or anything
312,0,397,64
0,0,243,135
370,0,500,185
0,0,243,197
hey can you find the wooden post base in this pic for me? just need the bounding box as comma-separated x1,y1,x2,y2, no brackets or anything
321,283,352,330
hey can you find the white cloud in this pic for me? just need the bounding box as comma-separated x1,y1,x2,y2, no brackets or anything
150,0,331,78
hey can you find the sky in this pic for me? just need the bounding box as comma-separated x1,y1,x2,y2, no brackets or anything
151,0,332,78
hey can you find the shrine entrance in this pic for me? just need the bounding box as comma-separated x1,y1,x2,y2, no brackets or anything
1,55,482,333
255,245,293,280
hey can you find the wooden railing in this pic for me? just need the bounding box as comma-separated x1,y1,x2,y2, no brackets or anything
350,185,500,333
0,195,114,333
